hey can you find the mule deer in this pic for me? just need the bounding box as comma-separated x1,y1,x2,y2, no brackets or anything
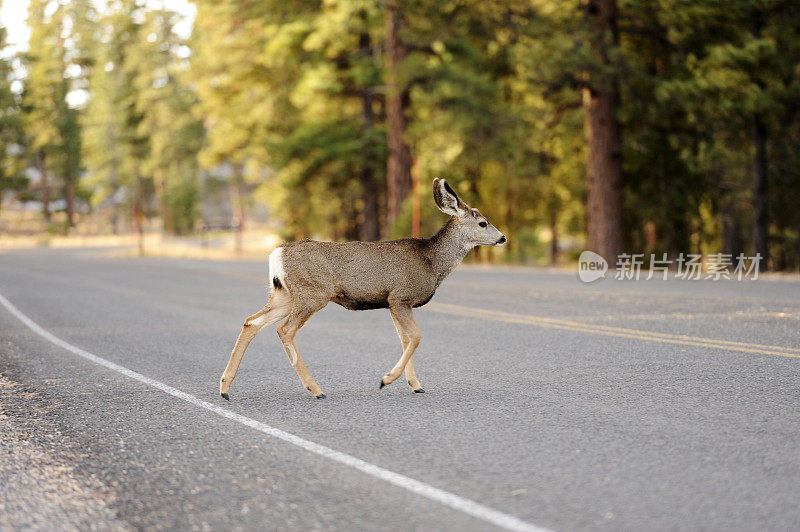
219,178,506,399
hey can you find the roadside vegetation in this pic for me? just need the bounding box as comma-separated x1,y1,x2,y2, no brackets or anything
1,1,799,269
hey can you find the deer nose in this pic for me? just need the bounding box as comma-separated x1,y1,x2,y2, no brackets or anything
496,235,506,245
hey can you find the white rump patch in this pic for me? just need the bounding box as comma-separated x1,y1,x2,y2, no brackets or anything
268,247,287,288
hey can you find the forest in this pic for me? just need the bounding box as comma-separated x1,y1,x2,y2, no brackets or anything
1,0,799,270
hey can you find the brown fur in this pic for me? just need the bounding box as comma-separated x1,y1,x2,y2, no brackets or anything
282,231,445,311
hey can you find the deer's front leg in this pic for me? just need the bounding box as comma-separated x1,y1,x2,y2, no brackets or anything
381,304,421,390
389,307,424,392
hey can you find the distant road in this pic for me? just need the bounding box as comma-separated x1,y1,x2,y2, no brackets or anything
1,248,798,531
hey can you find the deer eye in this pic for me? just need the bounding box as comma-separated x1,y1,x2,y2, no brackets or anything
479,221,487,228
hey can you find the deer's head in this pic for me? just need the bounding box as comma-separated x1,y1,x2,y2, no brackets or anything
433,178,506,248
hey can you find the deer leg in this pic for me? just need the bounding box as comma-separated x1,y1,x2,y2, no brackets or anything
389,309,424,393
380,304,420,390
404,357,424,393
220,289,291,400
277,303,326,399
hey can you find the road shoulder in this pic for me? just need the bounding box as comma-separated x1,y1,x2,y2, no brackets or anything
0,373,128,531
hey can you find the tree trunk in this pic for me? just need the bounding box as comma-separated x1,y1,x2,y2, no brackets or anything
134,172,145,256
154,166,167,232
749,11,768,270
411,158,420,238
751,117,768,268
64,179,75,227
358,26,380,242
384,2,412,235
549,209,559,265
343,197,359,241
583,0,624,264
133,203,144,256
795,232,800,272
37,151,51,223
359,148,381,241
232,166,245,254
108,123,119,235
722,216,742,259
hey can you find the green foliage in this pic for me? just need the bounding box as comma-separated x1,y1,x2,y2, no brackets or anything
0,26,26,202
81,0,202,234
19,0,93,225
7,0,800,269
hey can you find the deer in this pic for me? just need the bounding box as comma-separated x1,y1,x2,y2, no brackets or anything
219,178,506,400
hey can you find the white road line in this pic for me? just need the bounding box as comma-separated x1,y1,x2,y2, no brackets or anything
0,292,552,532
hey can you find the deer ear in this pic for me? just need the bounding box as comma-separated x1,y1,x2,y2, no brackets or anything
432,178,468,217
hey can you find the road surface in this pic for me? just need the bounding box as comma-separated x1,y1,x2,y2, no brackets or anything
0,248,798,531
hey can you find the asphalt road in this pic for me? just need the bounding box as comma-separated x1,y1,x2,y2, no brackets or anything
0,247,798,531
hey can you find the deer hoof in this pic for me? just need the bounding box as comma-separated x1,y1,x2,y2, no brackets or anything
221,393,230,400
413,388,425,394
314,393,326,399
379,379,387,389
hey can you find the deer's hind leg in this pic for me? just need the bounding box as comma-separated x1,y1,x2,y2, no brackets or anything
380,303,421,391
404,357,424,393
220,288,291,399
277,298,328,399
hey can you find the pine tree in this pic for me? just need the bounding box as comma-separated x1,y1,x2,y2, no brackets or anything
82,0,150,250
21,0,95,228
0,26,26,211
22,0,63,223
384,1,411,234
131,8,202,234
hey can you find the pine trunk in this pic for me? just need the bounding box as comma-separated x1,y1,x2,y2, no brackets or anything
384,2,412,235
359,28,380,242
65,180,75,227
549,210,559,265
232,168,245,255
751,117,768,268
134,172,145,256
583,0,623,264
750,12,769,270
108,124,119,235
154,166,167,232
37,151,51,222
722,216,742,259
